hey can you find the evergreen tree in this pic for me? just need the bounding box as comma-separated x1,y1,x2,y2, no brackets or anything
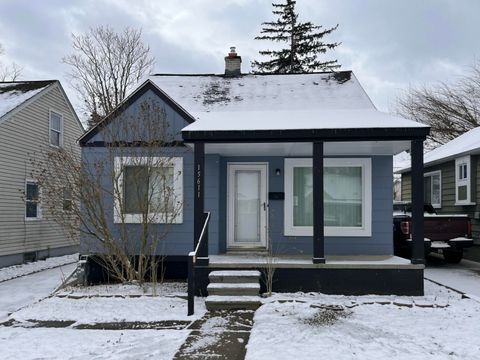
252,0,340,73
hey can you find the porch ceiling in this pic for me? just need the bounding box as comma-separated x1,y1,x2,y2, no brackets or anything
195,141,411,156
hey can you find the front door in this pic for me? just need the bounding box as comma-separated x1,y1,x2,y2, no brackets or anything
227,163,268,249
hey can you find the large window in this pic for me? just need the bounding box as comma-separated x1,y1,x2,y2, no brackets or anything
455,156,473,205
285,158,372,237
424,171,441,208
114,157,183,223
49,111,63,147
25,180,40,220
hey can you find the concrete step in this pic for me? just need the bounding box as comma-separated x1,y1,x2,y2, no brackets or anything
205,295,262,311
209,270,261,283
207,282,260,296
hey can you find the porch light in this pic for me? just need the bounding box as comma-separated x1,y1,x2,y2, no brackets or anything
275,168,281,176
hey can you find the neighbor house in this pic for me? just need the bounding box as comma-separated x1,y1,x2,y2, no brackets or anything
398,127,480,244
0,80,84,267
79,48,429,296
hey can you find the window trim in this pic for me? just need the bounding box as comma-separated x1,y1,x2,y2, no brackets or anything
424,170,442,209
49,110,64,148
113,156,183,224
284,158,372,237
25,179,41,221
455,155,475,205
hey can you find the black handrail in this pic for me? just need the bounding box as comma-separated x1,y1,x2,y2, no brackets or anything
188,211,210,315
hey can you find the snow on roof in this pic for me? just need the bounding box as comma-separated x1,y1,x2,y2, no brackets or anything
183,109,428,132
150,71,375,113
0,81,54,119
397,127,480,173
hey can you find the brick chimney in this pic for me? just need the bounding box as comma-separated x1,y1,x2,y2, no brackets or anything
224,46,242,77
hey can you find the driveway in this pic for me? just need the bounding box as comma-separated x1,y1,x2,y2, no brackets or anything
0,263,76,320
425,255,480,300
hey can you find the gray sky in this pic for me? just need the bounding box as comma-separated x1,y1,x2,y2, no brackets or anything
0,0,478,118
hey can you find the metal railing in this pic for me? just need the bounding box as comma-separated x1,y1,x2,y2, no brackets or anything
188,211,211,315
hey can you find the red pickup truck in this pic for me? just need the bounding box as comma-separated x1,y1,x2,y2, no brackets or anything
393,202,473,263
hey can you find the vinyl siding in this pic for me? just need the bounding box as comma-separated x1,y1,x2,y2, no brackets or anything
401,155,480,243
0,84,83,257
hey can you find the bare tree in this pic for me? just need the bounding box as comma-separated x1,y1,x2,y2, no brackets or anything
63,26,155,127
31,99,182,285
0,43,22,81
397,62,480,147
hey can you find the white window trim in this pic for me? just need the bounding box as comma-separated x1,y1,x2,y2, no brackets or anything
113,156,183,224
25,179,42,221
424,170,442,209
284,158,372,237
455,155,475,205
49,110,64,148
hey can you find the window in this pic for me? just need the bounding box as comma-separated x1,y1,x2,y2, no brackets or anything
49,111,63,147
25,180,40,219
284,158,372,237
63,188,73,211
424,171,441,208
455,156,473,205
114,157,183,223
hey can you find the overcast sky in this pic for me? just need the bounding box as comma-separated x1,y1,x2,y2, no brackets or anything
0,0,478,118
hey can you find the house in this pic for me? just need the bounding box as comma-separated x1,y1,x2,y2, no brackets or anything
79,48,429,296
398,127,480,245
0,80,84,267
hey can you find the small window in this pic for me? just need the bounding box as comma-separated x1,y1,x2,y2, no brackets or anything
455,156,472,205
424,171,441,208
63,188,73,211
25,181,40,219
49,111,63,147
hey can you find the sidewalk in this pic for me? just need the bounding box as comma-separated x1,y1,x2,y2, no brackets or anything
0,263,76,320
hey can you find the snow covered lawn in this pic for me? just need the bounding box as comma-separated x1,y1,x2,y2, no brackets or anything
246,281,480,360
0,253,78,282
0,328,189,360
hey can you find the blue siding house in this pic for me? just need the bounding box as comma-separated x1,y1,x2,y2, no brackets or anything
79,49,429,296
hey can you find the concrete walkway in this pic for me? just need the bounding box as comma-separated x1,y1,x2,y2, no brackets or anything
174,310,255,360
0,263,76,321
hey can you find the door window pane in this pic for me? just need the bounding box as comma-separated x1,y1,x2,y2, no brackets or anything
235,170,261,243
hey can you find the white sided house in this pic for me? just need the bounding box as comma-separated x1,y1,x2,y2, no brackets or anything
0,81,84,267
80,48,430,300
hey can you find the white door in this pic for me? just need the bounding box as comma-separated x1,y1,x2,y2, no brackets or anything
227,163,268,249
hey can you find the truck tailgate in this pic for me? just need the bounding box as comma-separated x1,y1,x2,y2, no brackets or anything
424,215,470,242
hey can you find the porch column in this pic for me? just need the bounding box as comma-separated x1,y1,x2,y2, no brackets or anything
411,139,425,264
313,141,326,264
193,142,208,263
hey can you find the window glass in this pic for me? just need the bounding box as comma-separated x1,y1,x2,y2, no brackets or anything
26,182,39,218
458,185,468,201
49,112,62,146
63,188,73,211
123,165,175,214
424,176,432,204
432,174,441,205
292,166,362,228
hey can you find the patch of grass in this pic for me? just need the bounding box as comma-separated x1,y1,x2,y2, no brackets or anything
304,307,351,327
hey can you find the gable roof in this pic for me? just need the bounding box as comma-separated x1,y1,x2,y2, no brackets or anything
396,127,480,173
78,79,196,145
149,71,376,113
0,80,55,120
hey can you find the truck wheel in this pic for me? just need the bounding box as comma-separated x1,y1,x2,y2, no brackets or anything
443,249,463,264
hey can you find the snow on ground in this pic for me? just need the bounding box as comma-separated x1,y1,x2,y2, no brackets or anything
0,253,78,282
11,294,205,324
0,263,76,321
425,259,480,300
246,282,480,360
58,281,186,297
0,328,189,360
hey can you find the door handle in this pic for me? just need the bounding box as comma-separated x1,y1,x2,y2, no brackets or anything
262,202,268,211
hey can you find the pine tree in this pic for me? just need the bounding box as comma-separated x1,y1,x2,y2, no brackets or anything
252,0,340,74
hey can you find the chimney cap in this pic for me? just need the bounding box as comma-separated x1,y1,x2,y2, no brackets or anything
228,46,238,57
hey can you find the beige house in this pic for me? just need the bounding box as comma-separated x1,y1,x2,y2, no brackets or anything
0,80,84,267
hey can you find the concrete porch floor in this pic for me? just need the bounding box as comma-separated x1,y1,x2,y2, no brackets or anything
209,254,424,269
